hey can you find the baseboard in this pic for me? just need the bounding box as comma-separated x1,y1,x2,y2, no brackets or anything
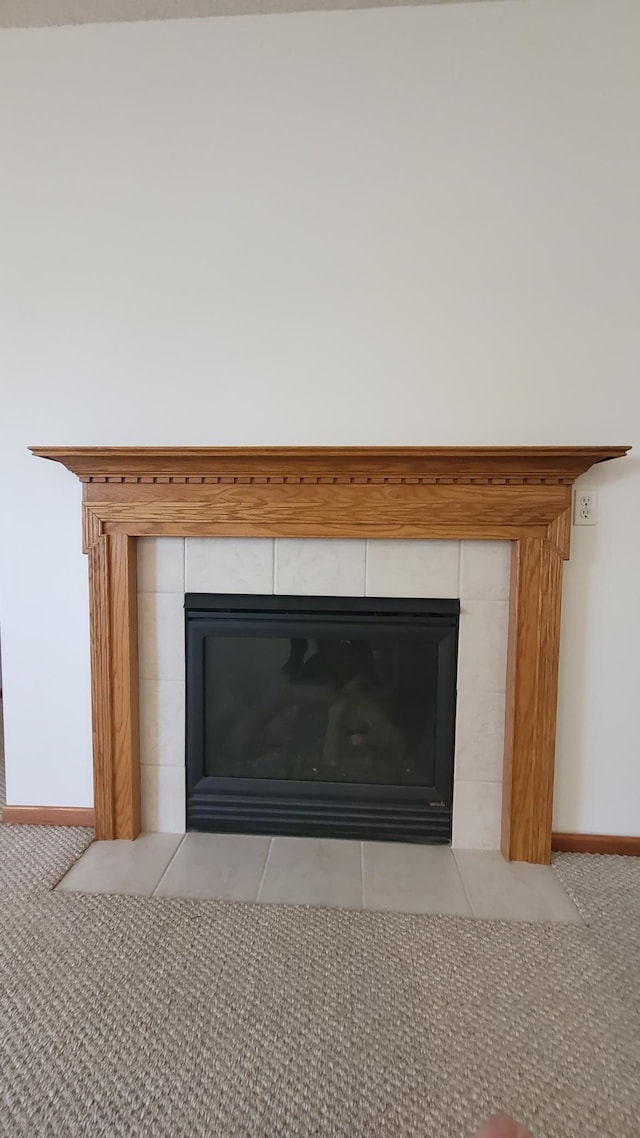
2,805,95,828
552,832,640,856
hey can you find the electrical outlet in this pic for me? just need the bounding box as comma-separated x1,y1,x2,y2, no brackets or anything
573,489,598,526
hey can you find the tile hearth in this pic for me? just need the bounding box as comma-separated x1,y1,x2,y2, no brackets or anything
57,835,583,924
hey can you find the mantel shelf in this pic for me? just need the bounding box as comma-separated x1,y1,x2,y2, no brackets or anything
30,445,630,485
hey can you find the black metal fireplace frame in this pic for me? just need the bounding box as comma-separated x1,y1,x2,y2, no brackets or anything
185,593,459,843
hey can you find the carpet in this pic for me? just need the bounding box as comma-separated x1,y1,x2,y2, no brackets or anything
0,724,638,1136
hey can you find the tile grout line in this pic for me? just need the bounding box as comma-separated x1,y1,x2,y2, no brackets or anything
451,847,476,918
360,841,366,909
364,541,369,597
152,834,187,896
138,590,184,596
256,838,274,902
272,540,277,595
450,776,503,783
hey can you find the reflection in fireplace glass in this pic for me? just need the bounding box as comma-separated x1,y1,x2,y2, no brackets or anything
203,635,439,787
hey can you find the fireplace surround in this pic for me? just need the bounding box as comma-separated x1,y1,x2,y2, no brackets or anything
138,537,510,846
30,445,629,863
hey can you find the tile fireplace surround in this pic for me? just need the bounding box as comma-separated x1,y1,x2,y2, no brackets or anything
138,536,509,849
31,445,629,864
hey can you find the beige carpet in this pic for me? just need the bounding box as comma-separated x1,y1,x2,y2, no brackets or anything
0,730,638,1135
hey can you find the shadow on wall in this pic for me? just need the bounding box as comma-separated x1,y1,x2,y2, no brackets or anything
556,454,638,829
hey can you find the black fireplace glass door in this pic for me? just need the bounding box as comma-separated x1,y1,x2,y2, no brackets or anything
202,631,439,787
185,595,459,844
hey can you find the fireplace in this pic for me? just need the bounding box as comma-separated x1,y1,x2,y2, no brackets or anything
185,593,459,842
30,445,630,862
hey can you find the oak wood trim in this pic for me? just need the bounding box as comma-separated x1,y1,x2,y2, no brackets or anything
501,536,563,864
83,480,571,531
109,534,141,840
88,535,114,839
552,832,640,855
30,444,630,861
547,506,572,560
87,533,141,839
30,445,630,484
83,503,103,554
106,521,550,542
3,805,95,827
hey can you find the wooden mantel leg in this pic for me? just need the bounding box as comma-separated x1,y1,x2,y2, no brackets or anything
88,532,140,840
501,536,564,864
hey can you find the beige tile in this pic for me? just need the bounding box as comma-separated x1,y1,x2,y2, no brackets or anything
366,540,459,598
141,765,186,834
138,593,185,681
258,836,362,908
452,780,502,850
275,539,365,596
140,679,185,766
155,832,271,900
509,861,584,923
137,538,184,593
362,842,471,916
57,834,183,896
453,850,583,924
185,537,274,593
457,600,509,692
460,541,511,602
455,690,505,781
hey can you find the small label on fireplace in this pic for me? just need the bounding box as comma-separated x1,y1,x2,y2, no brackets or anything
429,801,446,808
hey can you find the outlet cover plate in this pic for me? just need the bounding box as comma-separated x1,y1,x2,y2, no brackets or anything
573,489,598,526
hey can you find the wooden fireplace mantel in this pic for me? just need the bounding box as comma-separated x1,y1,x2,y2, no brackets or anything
31,445,630,863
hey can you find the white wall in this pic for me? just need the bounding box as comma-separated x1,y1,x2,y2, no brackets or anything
0,0,638,832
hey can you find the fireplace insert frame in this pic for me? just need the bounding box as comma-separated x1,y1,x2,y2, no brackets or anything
185,593,459,843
